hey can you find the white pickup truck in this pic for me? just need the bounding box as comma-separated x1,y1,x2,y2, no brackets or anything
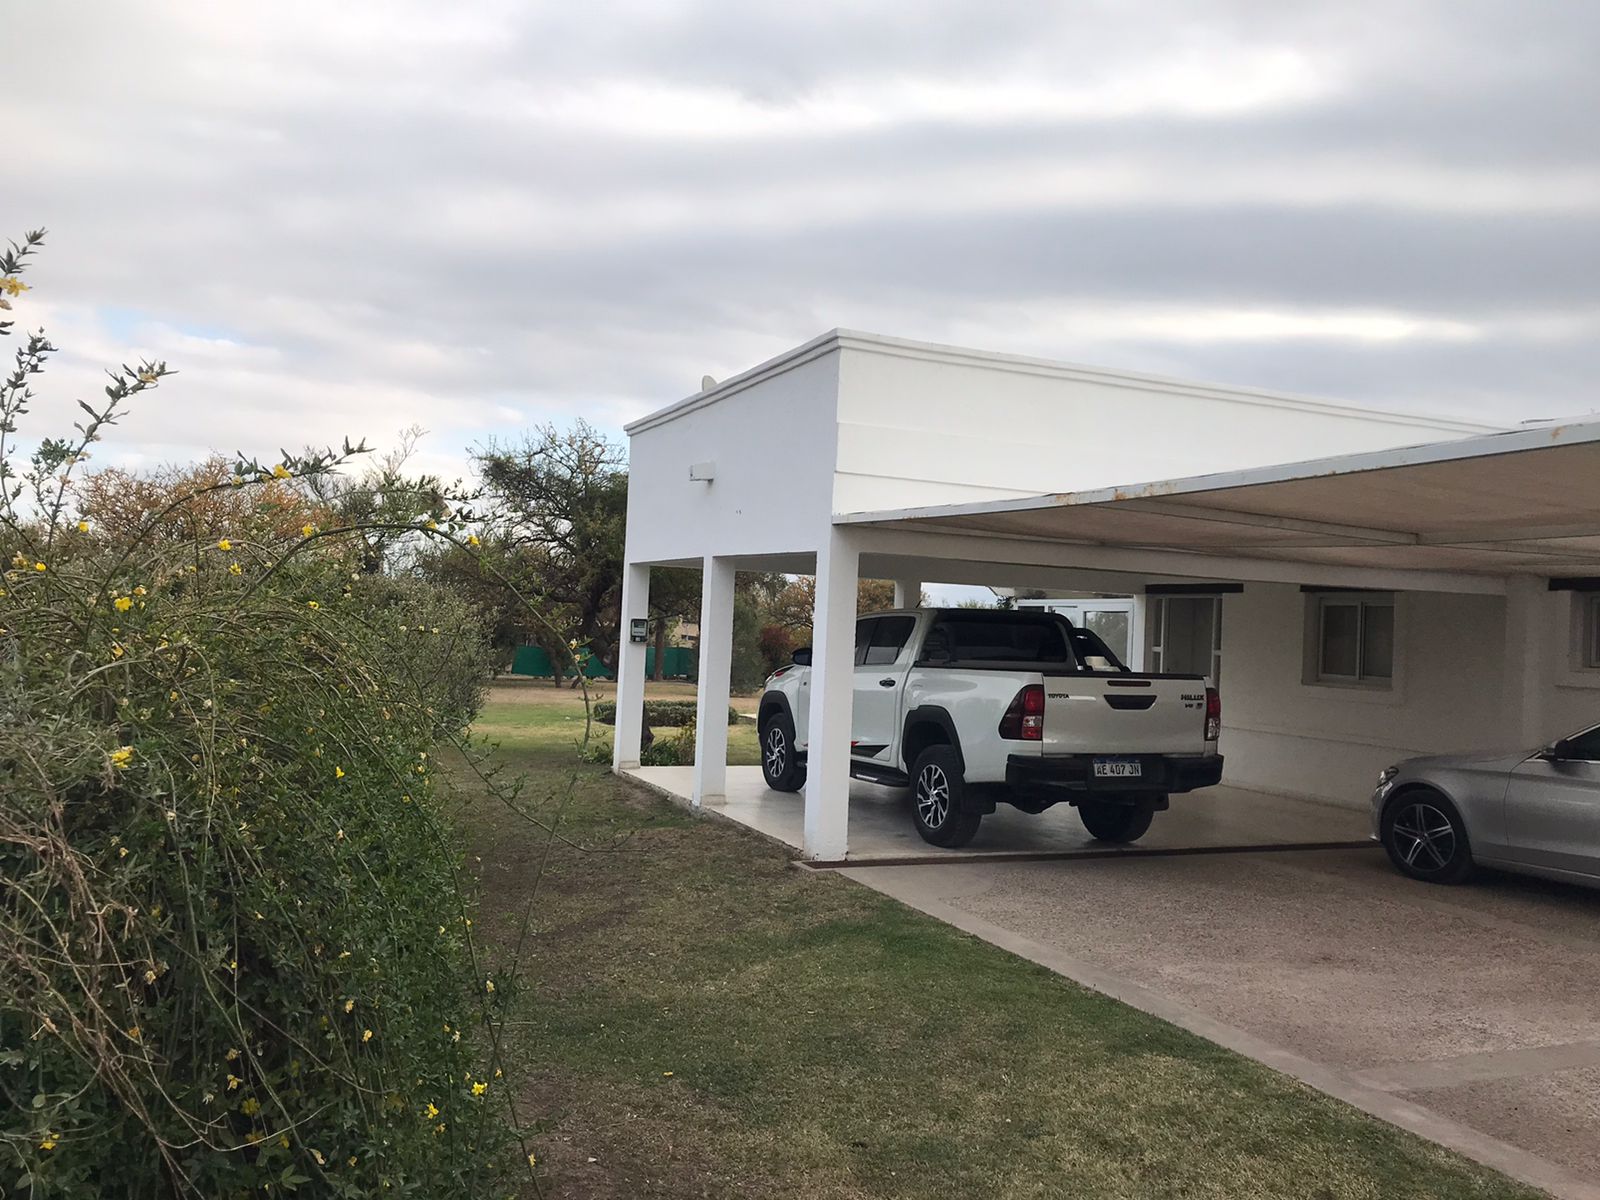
757,607,1222,848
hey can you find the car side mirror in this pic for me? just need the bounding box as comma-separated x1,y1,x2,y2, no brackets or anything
791,647,812,666
1542,739,1573,761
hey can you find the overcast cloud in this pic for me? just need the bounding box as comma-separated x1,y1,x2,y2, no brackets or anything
6,1,1599,485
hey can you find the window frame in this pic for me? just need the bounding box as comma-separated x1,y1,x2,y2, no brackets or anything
1309,592,1395,688
1150,594,1222,684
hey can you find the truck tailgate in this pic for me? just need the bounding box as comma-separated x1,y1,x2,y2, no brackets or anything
1041,675,1207,755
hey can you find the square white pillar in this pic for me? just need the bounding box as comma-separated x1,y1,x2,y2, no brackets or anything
893,578,922,609
612,562,650,770
692,556,736,806
804,528,859,860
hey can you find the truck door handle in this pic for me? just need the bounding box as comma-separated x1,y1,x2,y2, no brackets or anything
879,678,897,687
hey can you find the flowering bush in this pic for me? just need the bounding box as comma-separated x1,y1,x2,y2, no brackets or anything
0,232,532,1197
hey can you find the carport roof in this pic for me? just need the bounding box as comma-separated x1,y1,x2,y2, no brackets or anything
837,417,1600,578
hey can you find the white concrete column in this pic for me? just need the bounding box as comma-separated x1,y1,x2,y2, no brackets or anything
893,578,922,609
612,562,650,770
692,556,736,806
1503,576,1550,749
1127,593,1149,672
804,528,860,859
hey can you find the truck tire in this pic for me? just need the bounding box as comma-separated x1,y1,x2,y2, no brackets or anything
1077,797,1155,843
911,745,981,848
759,712,806,793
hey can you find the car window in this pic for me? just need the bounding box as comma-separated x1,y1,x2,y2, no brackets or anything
1561,725,1600,761
926,613,1075,665
854,617,879,667
862,615,916,666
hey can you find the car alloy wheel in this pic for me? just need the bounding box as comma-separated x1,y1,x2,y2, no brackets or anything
916,763,951,830
1390,799,1457,872
763,726,787,778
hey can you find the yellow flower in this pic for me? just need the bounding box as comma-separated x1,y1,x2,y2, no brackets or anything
279,1135,290,1149
484,979,495,994
527,1152,537,1168
109,746,135,769
240,1097,261,1116
434,1122,446,1135
362,1028,373,1043
111,644,125,659
228,562,242,576
226,1047,240,1061
226,1074,242,1090
1,276,28,297
168,690,179,701
39,1132,57,1151
127,1025,141,1040
471,1081,487,1096
347,1155,357,1167
114,596,133,612
334,766,345,779
424,1101,439,1119
307,600,319,609
311,1147,325,1165
216,538,231,551
33,561,46,572
272,464,292,480
133,585,147,595
301,524,315,538
343,998,355,1014
76,519,90,533
425,520,438,530
144,968,157,984
467,534,480,546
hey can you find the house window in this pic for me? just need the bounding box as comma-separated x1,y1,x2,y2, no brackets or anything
1311,594,1394,686
1581,595,1600,669
1151,596,1222,684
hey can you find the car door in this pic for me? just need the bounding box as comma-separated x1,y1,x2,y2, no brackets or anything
853,615,916,766
1504,724,1600,878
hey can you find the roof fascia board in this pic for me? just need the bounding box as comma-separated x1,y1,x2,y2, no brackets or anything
623,329,844,436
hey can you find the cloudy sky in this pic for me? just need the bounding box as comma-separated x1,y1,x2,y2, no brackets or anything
7,1,1598,487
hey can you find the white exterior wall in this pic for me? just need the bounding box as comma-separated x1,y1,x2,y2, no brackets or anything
830,335,1494,515
624,347,841,564
1219,585,1507,806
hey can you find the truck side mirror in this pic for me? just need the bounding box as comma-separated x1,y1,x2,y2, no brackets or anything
791,647,812,666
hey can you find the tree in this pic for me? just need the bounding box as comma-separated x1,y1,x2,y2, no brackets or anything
475,420,628,672
764,576,908,643
77,454,321,546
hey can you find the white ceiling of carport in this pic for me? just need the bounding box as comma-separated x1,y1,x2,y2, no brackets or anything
838,420,1600,578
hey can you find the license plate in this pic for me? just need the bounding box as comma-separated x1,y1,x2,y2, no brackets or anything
1093,758,1142,778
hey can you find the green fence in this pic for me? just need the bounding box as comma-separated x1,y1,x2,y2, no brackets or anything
507,645,695,680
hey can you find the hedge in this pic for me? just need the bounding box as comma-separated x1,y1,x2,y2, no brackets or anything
592,699,739,727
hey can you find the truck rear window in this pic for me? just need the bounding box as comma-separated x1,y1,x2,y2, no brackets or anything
923,612,1128,671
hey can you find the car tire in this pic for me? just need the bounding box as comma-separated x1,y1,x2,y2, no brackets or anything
759,712,806,793
1381,789,1474,884
1077,797,1155,843
911,745,981,848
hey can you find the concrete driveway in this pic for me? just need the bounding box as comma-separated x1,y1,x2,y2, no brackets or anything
843,845,1600,1199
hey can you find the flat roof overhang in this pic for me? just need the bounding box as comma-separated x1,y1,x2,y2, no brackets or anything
837,419,1600,580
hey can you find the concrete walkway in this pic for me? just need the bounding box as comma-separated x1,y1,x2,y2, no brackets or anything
622,764,1369,862
845,850,1600,1200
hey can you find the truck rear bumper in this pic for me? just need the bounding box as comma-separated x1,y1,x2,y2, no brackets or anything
1005,753,1224,797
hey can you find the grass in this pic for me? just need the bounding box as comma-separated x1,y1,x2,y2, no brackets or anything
475,676,761,765
462,683,1536,1199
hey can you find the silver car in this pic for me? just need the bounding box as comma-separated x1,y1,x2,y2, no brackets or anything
1371,723,1600,886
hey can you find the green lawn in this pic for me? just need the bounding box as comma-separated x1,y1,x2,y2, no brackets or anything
473,676,761,764
463,684,1534,1199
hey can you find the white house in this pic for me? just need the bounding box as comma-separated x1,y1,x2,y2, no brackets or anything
612,329,1600,860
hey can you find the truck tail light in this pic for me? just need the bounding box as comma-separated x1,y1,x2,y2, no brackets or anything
1205,687,1222,741
999,684,1046,741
